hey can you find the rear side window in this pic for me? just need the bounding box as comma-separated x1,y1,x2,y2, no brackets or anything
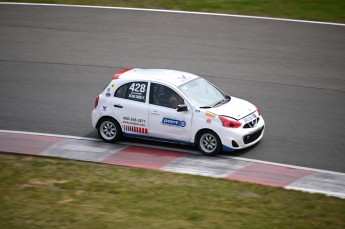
114,84,128,99
114,82,148,103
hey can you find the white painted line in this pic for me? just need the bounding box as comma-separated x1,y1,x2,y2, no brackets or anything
220,155,345,176
1,2,344,27
285,186,345,199
0,129,100,142
1,129,344,176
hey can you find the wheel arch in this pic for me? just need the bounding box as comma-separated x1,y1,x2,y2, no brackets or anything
96,116,122,131
194,128,222,145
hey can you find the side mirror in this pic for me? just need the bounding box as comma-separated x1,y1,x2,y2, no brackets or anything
177,104,188,112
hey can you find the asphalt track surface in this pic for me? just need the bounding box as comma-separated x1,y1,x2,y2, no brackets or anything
0,4,345,172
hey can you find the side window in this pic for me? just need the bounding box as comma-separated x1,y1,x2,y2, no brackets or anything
114,84,128,99
115,82,148,103
149,83,184,109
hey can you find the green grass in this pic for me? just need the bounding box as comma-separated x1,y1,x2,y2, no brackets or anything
2,0,345,23
0,154,344,229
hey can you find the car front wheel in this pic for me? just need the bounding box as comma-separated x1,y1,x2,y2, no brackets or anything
197,131,221,156
98,118,121,142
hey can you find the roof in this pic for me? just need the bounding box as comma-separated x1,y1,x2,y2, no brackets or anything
113,68,199,87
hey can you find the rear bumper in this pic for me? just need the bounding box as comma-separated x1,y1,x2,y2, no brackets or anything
91,108,101,128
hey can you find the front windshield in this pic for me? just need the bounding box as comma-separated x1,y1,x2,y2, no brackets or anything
179,77,229,108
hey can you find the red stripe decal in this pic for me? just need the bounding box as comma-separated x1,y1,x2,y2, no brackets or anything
113,68,133,80
124,126,148,134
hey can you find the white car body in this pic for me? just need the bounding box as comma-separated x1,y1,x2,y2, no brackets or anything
91,68,265,155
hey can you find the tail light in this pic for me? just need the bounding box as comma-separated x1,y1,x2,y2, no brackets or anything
219,116,242,128
95,95,99,108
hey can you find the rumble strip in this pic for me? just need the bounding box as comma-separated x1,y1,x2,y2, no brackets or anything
0,130,344,199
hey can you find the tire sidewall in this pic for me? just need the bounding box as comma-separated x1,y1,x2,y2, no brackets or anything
197,130,221,156
98,118,122,142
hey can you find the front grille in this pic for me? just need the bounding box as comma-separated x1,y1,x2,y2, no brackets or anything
243,126,264,144
243,118,260,129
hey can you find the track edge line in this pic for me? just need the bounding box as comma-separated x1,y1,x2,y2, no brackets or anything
1,2,344,27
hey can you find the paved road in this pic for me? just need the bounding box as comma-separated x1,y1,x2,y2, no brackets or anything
0,4,344,172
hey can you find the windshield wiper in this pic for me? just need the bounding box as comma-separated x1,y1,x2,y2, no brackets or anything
200,96,231,109
212,96,231,108
212,99,226,107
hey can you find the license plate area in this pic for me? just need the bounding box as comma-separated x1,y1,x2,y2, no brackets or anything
242,113,257,123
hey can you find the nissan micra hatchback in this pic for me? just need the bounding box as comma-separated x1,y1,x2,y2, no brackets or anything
92,68,264,156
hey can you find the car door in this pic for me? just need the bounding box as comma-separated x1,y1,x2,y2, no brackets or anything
148,82,193,143
111,81,149,136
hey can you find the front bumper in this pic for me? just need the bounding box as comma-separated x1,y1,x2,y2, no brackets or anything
221,116,265,151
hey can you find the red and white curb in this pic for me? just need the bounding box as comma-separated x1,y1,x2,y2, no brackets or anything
0,129,344,199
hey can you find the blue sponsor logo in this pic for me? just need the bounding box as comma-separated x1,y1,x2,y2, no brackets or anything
162,117,186,128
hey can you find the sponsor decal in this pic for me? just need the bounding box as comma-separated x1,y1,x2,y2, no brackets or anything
206,118,212,124
106,93,111,97
111,84,115,88
128,82,147,102
107,88,111,92
102,105,107,111
123,125,148,134
128,93,145,100
123,116,146,127
162,117,186,128
206,112,216,119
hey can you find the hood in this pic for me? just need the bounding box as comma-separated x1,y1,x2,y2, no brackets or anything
206,97,256,120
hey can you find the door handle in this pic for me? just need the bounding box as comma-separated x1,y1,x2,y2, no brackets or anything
151,111,160,115
114,104,123,108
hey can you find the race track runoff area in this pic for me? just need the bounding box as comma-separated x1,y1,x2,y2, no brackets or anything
0,130,344,199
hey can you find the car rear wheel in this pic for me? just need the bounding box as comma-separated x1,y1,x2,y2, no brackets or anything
197,131,221,156
98,118,121,142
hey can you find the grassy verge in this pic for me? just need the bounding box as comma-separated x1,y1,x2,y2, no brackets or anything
2,0,345,23
0,154,344,229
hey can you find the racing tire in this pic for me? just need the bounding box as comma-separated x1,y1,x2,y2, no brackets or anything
197,130,222,156
98,118,122,143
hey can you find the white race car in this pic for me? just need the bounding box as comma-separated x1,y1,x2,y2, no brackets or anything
91,68,265,156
